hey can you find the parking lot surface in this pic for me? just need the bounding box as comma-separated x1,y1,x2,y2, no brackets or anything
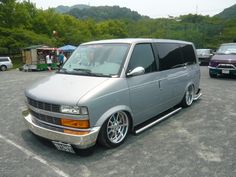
0,67,235,177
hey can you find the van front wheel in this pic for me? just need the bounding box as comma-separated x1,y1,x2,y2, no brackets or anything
98,111,129,148
181,85,194,107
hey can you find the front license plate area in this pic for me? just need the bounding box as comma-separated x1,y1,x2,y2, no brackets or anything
222,70,229,74
52,141,75,153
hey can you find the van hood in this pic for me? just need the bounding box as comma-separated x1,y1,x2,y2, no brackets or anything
25,73,109,105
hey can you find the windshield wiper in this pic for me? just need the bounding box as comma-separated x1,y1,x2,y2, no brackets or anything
72,68,111,77
73,68,111,77
57,68,68,73
73,68,92,73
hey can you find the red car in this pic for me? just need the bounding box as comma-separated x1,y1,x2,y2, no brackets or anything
208,43,236,78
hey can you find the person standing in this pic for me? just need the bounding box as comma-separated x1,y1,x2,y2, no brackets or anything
46,54,52,71
58,52,65,68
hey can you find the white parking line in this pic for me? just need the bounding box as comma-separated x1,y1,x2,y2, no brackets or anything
0,134,70,177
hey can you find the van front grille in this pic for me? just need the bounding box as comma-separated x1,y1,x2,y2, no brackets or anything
27,97,60,113
30,110,61,125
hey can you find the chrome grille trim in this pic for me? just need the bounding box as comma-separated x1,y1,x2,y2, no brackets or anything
217,64,236,70
27,104,87,119
27,97,60,112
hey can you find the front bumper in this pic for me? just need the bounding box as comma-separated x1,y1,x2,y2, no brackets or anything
209,66,236,75
22,110,100,149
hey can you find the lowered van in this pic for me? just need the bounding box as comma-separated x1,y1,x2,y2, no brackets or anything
23,38,201,153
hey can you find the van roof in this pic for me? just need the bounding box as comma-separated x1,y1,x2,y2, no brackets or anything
82,38,193,45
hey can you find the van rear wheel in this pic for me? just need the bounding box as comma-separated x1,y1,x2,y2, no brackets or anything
98,111,129,148
181,85,194,107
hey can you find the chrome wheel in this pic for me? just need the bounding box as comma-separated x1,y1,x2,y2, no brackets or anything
106,111,129,144
185,85,194,106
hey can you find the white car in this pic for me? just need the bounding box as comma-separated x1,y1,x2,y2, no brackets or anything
0,57,13,71
196,49,213,65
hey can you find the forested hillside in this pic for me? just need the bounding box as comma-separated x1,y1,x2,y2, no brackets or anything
215,4,236,19
54,4,90,14
0,0,236,61
54,5,145,21
67,6,144,21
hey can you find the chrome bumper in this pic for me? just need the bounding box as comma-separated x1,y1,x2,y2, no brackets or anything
22,110,100,149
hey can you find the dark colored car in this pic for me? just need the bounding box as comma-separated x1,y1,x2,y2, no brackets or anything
208,43,236,78
196,49,213,65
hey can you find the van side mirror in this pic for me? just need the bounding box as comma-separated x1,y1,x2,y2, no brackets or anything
127,67,145,77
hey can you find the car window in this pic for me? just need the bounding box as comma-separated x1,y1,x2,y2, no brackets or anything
127,43,157,74
181,44,196,64
155,43,183,71
0,58,9,62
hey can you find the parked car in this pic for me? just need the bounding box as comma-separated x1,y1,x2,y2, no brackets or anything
208,43,236,78
0,56,13,71
22,38,201,153
196,49,213,65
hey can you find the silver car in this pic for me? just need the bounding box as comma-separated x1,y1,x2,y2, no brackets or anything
0,57,13,71
196,49,213,65
23,38,201,153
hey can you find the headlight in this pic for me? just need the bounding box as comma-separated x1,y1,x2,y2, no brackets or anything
60,105,88,115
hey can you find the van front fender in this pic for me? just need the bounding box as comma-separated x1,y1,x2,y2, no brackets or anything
94,105,133,128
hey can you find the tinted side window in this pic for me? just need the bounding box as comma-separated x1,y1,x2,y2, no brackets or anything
128,43,157,74
0,58,9,62
156,43,183,71
181,44,196,64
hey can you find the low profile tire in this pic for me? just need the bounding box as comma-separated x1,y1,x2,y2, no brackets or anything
0,65,7,71
98,111,130,148
181,84,195,107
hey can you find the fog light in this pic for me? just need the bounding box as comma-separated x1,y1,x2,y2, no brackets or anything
61,118,90,129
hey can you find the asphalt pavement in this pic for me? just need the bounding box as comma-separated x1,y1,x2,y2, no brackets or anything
0,67,235,177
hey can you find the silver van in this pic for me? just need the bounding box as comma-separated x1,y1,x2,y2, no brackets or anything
0,57,13,71
23,38,201,153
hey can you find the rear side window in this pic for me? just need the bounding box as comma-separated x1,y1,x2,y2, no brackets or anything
128,43,157,74
181,44,196,64
0,58,9,62
155,43,183,71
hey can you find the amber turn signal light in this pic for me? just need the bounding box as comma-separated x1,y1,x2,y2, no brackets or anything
61,118,90,129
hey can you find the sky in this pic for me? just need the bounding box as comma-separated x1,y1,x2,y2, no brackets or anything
24,0,236,18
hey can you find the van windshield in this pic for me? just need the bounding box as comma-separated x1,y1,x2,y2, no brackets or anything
60,43,130,77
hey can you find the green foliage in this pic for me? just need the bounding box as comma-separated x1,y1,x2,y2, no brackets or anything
96,20,128,39
0,0,235,58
